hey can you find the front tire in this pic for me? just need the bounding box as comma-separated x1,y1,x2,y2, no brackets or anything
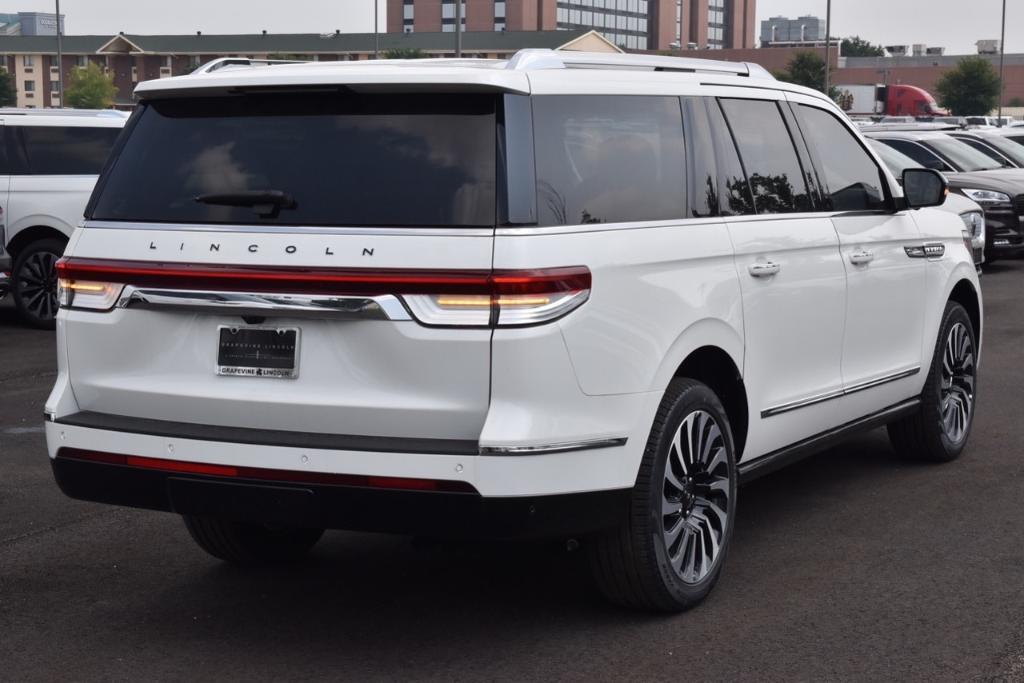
588,379,737,612
183,515,324,566
12,238,65,329
888,301,977,462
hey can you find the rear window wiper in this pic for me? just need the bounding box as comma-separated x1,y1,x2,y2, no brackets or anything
195,190,297,218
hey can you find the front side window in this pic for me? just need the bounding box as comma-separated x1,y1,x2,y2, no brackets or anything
796,104,887,212
90,93,496,227
719,99,811,214
15,126,122,175
533,95,685,226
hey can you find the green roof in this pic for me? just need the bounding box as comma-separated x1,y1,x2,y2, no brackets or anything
0,29,591,55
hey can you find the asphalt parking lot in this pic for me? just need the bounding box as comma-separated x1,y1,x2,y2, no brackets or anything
2,263,1024,682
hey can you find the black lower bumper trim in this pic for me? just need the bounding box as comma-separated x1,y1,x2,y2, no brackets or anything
55,411,480,456
51,456,631,538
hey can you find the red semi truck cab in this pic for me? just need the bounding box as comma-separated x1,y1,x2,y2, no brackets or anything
885,84,947,116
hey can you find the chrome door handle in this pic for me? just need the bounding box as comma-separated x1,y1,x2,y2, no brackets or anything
849,249,874,265
748,261,781,278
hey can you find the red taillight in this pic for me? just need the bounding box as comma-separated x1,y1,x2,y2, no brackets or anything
56,258,591,327
58,448,477,493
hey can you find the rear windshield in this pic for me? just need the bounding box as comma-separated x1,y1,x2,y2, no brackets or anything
89,93,496,227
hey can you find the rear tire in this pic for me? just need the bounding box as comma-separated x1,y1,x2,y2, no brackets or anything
888,301,977,462
12,238,65,329
183,515,324,566
588,378,737,612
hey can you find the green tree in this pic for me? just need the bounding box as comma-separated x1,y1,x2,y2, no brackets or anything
774,51,837,98
0,69,16,106
935,56,1002,115
64,62,117,109
841,36,885,57
383,48,427,59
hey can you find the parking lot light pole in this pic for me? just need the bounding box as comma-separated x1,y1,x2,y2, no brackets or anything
455,0,462,57
823,0,831,93
374,0,380,59
55,0,63,107
998,0,1006,125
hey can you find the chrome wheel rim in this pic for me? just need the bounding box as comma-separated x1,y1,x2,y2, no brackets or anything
941,322,975,443
16,250,59,322
661,410,731,585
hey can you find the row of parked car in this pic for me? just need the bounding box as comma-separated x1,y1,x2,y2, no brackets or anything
863,125,1024,265
0,108,127,327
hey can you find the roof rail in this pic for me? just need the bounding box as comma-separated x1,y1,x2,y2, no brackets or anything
0,107,129,118
505,49,774,79
193,57,309,75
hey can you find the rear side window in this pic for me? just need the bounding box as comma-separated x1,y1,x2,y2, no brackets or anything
719,99,812,214
795,105,887,212
533,95,685,226
90,93,496,227
880,139,950,172
15,125,121,175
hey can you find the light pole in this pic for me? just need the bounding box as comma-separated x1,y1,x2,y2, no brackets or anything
998,0,1006,125
374,0,380,59
55,0,63,107
455,0,462,57
823,0,831,93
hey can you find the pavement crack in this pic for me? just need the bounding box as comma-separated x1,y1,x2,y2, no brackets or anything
0,509,116,548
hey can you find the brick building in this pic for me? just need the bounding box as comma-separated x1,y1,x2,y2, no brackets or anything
713,46,1024,106
387,0,755,52
0,28,617,108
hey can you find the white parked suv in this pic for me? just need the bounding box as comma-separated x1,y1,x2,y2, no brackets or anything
46,52,982,611
0,109,127,327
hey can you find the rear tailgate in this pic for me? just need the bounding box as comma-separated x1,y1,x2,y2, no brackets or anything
60,91,498,443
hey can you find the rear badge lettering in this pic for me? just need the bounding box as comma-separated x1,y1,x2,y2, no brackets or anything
144,240,374,258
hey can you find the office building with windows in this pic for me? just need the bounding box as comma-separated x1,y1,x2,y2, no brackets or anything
388,0,755,52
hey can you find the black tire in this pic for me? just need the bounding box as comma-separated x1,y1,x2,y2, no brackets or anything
888,301,977,462
588,378,737,612
11,238,65,329
182,515,324,566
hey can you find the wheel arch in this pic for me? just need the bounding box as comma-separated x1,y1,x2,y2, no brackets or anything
948,277,981,348
6,224,70,261
652,319,749,459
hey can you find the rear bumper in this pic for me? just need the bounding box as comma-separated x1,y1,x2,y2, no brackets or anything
51,452,630,538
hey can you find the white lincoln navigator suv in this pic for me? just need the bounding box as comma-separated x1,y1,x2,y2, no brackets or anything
46,51,982,612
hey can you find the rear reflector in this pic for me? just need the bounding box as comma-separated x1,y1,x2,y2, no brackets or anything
57,448,478,494
56,258,591,327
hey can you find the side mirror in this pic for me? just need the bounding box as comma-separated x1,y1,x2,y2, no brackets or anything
902,168,947,208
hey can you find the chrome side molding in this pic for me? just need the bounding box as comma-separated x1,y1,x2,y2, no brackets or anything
480,437,627,456
117,286,412,321
761,367,920,418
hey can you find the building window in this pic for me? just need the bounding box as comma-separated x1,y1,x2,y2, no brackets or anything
75,55,88,67
23,55,34,67
441,0,466,30
24,79,35,92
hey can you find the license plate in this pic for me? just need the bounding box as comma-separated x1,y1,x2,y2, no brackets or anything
217,326,299,379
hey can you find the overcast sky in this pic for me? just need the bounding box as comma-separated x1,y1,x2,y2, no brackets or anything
8,0,1020,56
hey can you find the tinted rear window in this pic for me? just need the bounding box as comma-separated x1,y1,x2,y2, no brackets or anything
90,94,496,227
533,95,685,226
15,125,121,175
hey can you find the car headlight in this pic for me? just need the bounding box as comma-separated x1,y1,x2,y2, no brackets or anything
960,210,985,238
962,188,1011,204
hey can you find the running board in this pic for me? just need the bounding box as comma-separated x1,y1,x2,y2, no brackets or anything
738,398,921,484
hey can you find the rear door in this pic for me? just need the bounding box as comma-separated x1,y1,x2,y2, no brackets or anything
790,96,927,415
715,96,849,459
65,92,498,442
